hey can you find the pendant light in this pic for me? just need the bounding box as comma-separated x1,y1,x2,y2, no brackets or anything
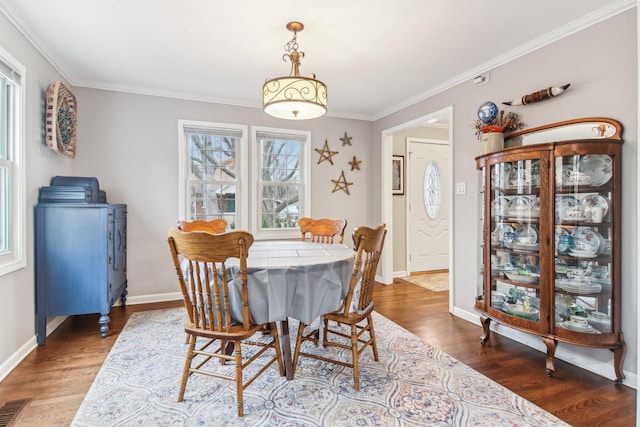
263,22,327,120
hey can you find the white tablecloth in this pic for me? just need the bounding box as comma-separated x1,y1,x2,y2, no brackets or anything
184,240,355,325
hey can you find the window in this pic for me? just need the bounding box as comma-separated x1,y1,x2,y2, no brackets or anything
0,46,25,276
177,120,248,230
251,127,310,239
178,122,310,239
424,160,442,219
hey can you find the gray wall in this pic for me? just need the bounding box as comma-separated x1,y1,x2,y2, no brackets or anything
0,6,636,387
72,88,373,299
374,10,637,380
0,11,72,370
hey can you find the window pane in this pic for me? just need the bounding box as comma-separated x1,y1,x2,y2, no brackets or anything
184,126,242,229
0,166,7,252
0,48,26,275
260,183,300,229
257,131,305,231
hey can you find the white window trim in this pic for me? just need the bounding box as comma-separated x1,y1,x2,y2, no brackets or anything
177,119,248,229
250,126,311,240
0,45,26,276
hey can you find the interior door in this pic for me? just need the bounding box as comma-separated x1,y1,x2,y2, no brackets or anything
407,138,449,273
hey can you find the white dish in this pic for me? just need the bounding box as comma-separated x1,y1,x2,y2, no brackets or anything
514,224,537,243
491,223,515,245
568,250,598,258
531,197,540,210
579,154,613,187
503,303,540,320
492,196,510,217
560,321,601,334
506,209,540,219
555,280,602,294
506,242,540,252
580,194,609,217
504,271,540,285
505,196,531,211
560,212,588,222
555,196,579,218
572,227,602,253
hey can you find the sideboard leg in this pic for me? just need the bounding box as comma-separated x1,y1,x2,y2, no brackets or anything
480,316,491,345
120,283,128,307
37,313,47,346
612,331,626,383
99,314,110,338
542,337,557,376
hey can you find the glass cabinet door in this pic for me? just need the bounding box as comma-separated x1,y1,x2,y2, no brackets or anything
477,166,486,307
488,158,542,325
554,153,614,335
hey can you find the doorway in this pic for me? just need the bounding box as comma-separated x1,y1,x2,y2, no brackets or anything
380,106,453,311
406,138,450,274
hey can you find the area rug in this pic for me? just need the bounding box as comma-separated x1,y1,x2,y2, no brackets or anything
71,308,568,426
398,272,449,292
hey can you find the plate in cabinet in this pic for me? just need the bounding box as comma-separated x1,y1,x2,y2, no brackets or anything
580,194,609,217
579,154,613,187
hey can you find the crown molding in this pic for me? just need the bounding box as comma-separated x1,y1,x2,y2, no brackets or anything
371,0,637,121
1,0,635,122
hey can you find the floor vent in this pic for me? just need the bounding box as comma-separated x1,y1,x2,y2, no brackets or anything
0,399,30,427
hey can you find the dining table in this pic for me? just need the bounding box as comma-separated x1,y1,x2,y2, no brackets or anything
221,240,356,379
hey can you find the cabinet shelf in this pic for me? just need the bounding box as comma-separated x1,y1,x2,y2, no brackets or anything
475,118,624,382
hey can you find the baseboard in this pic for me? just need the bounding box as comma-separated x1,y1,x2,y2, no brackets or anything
115,291,182,306
393,270,408,278
452,307,637,389
0,336,37,383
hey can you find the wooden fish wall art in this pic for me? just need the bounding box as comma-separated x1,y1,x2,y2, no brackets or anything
503,83,570,106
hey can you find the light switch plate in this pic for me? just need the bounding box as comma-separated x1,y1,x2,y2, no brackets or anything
455,182,466,194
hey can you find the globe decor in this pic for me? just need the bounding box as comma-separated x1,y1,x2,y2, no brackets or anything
472,101,524,154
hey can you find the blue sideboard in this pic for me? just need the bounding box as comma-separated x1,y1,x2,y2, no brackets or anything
35,203,127,345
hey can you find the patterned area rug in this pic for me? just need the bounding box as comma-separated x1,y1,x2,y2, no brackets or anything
398,272,449,292
71,308,568,426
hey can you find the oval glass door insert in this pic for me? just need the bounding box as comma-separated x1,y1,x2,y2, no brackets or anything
424,160,442,219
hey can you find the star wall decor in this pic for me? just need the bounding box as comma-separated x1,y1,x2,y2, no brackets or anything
315,139,338,165
349,156,361,171
340,131,352,146
332,169,353,195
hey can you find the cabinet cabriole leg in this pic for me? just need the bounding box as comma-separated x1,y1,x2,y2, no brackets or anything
612,332,626,383
480,316,491,345
99,314,110,338
542,337,557,376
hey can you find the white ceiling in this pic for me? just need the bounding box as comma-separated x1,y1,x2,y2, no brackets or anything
0,0,633,120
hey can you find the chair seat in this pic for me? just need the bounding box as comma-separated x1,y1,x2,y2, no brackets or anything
324,305,373,324
184,322,265,340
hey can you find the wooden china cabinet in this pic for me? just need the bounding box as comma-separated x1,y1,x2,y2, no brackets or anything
475,118,625,382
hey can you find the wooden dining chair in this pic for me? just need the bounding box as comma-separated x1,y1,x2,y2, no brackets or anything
298,217,347,244
167,228,284,417
293,223,387,390
177,218,228,234
176,219,229,342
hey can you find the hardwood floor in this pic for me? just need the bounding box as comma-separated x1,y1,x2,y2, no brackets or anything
0,281,635,426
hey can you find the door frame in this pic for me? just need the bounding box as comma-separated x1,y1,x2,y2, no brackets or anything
405,137,450,275
380,105,454,312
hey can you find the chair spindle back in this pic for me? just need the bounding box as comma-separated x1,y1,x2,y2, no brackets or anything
299,217,347,244
168,228,254,331
342,224,387,315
